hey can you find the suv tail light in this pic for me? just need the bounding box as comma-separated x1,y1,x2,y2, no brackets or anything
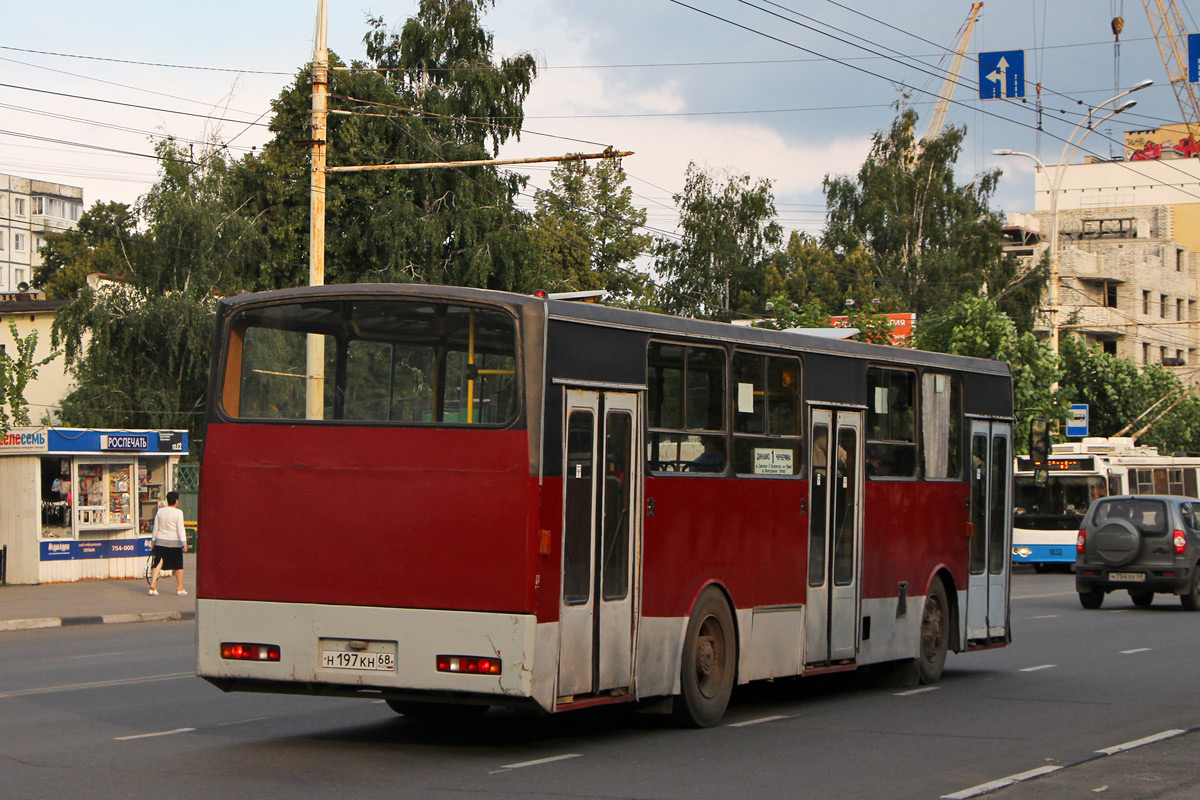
1174,529,1187,555
1076,529,1086,554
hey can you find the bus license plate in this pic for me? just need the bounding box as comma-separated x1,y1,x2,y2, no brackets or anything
1109,572,1146,582
319,640,397,672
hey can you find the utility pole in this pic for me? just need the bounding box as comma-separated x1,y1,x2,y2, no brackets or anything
306,0,328,419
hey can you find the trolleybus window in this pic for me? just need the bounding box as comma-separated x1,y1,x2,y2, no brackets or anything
646,342,727,473
921,372,962,479
866,367,916,477
731,351,802,476
224,300,517,425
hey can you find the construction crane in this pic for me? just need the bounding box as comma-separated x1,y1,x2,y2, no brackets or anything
920,3,984,146
1141,0,1200,146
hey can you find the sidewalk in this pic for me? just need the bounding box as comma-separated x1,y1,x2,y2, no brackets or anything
0,553,195,632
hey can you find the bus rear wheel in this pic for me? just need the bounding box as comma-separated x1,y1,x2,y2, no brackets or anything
918,578,949,685
672,587,736,728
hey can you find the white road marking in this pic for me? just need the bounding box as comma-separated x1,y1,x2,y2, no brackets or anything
1095,729,1185,755
114,728,195,741
0,672,192,700
216,717,267,727
942,766,1062,799
1012,590,1075,600
728,715,789,727
67,652,123,659
1019,664,1057,672
496,753,582,771
895,686,941,697
1031,614,1059,619
1120,648,1151,655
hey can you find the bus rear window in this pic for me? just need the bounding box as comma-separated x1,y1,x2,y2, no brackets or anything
223,299,518,425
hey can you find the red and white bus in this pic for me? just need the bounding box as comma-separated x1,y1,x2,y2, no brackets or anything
196,284,1013,726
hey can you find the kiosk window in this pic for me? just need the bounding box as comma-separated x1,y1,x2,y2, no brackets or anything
647,342,727,473
867,367,916,478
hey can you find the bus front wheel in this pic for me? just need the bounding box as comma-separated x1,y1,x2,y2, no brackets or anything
918,578,949,685
672,587,736,727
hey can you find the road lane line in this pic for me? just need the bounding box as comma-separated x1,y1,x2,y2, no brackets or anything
1120,648,1151,654
1012,590,1075,599
67,652,123,659
217,717,267,727
942,766,1061,799
0,672,192,700
729,715,789,727
1096,729,1185,755
115,728,195,741
1031,614,1059,619
1019,664,1057,672
497,754,582,770
895,686,941,697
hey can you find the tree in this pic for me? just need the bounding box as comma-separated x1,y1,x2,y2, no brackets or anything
530,158,651,302
1058,335,1200,452
654,163,781,319
52,141,262,438
823,110,1042,321
914,295,1066,436
0,319,59,433
35,202,140,300
238,0,540,291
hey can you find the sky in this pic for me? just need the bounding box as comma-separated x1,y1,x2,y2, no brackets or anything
3,0,1197,244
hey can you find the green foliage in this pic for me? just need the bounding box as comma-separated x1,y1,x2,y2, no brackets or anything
1058,335,1200,452
530,158,651,303
238,0,540,291
35,202,139,300
52,141,260,438
914,295,1067,435
653,163,782,319
0,319,59,433
823,110,1042,320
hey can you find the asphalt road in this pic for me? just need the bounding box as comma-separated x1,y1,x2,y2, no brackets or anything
2,571,1198,800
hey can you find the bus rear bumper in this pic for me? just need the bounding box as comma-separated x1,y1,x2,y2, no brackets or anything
196,599,555,712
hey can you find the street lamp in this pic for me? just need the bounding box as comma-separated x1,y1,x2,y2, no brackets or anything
995,79,1152,360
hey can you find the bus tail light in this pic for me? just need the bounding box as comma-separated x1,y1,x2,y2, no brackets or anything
1076,529,1086,554
437,655,501,675
221,642,280,662
1174,530,1187,555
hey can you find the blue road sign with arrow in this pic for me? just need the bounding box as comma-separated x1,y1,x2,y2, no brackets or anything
979,50,1025,100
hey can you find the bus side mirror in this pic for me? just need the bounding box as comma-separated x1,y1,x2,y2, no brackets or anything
1030,418,1050,465
1034,468,1049,488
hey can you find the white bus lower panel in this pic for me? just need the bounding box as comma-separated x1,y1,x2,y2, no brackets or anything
196,600,555,711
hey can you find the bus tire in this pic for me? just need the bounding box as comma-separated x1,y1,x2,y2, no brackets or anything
385,700,489,718
672,587,736,728
918,578,949,685
1079,588,1105,610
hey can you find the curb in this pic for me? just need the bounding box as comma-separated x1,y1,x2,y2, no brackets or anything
0,610,195,633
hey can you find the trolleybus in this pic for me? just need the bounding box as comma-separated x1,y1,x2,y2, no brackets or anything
1014,437,1200,568
196,284,1014,726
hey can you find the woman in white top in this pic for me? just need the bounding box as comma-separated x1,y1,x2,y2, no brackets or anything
148,491,188,596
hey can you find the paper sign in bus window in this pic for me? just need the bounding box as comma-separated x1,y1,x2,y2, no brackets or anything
754,447,794,475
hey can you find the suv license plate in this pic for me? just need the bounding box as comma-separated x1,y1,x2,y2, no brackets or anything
1109,572,1146,582
320,640,397,672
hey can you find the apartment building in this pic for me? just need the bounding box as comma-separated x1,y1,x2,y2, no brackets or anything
0,174,84,294
1002,146,1200,378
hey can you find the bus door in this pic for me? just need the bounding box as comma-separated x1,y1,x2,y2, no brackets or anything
558,388,642,699
805,408,864,666
966,420,1012,642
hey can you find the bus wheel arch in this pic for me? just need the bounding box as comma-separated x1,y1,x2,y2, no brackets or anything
672,583,738,727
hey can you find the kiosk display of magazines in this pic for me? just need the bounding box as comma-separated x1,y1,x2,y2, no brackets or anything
0,427,188,584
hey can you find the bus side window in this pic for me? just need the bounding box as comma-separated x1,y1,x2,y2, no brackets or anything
866,367,916,478
646,341,727,474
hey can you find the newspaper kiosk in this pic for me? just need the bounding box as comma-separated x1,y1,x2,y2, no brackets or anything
0,427,188,584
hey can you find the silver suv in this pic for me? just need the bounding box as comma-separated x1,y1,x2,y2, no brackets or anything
1076,495,1200,610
